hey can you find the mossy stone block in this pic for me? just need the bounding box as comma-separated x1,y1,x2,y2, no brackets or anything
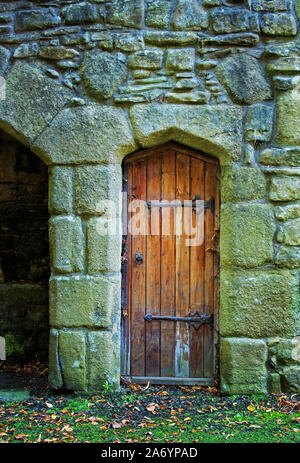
33,104,137,165
259,147,300,167
59,330,87,392
221,338,268,394
215,54,272,105
221,166,267,202
48,329,63,389
282,218,300,246
166,48,195,71
0,62,72,149
270,176,300,201
49,167,74,216
75,164,121,216
275,246,300,268
87,331,120,392
49,216,85,274
50,275,121,328
220,269,299,338
146,1,172,28
87,217,122,274
276,88,300,145
129,103,243,165
82,51,127,100
221,203,275,267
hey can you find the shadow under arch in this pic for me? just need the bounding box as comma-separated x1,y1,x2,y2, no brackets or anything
0,128,50,364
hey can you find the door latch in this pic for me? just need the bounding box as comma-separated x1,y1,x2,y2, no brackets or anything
135,253,143,265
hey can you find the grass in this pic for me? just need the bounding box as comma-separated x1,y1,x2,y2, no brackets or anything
0,386,299,443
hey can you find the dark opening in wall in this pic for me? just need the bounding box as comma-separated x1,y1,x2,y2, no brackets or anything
0,130,49,363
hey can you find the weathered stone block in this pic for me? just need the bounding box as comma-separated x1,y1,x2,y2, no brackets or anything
171,0,208,30
259,147,300,167
276,88,300,145
82,51,127,100
165,90,210,104
211,8,259,33
0,62,72,149
261,13,297,36
201,32,259,46
275,246,300,268
144,31,198,46
221,338,268,394
114,33,144,52
221,166,267,202
215,54,272,105
87,218,121,274
48,329,63,389
146,0,172,28
245,104,274,142
33,104,138,165
269,373,282,393
129,104,243,165
49,167,74,216
87,331,120,391
0,45,9,75
128,49,164,69
221,203,275,267
59,330,87,391
75,164,121,216
50,275,121,328
49,216,85,274
39,46,79,60
107,0,144,29
166,48,195,71
268,57,300,73
15,9,61,31
250,0,288,12
282,218,300,246
62,2,100,24
270,176,300,201
281,366,300,392
13,43,39,59
276,338,300,366
220,269,299,338
275,204,300,222
203,0,221,5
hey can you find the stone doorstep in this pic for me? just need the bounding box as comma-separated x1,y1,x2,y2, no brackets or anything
0,388,30,402
0,371,30,402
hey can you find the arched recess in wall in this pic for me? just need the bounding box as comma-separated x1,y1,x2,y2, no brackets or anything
0,128,50,364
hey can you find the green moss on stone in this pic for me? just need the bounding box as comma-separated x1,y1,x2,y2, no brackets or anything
220,269,299,338
220,203,275,267
221,166,267,202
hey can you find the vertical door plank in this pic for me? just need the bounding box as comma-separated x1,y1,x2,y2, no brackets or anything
130,158,147,376
145,153,161,376
160,149,176,377
203,163,217,378
189,157,205,378
175,152,190,378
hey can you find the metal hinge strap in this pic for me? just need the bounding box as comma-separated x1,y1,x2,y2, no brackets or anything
144,310,214,330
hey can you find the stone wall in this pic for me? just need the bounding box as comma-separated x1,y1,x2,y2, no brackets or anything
0,0,298,393
0,129,49,362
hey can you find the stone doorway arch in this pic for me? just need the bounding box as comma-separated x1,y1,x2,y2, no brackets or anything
0,61,297,394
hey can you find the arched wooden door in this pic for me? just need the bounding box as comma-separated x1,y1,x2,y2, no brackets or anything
121,142,219,385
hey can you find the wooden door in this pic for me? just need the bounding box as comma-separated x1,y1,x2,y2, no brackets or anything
121,142,219,385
